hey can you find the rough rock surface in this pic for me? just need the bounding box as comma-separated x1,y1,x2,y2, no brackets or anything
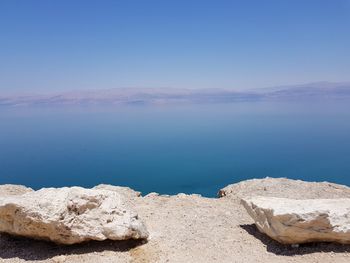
0,185,33,197
1,178,350,263
93,184,141,199
0,187,148,244
219,177,350,200
242,196,350,245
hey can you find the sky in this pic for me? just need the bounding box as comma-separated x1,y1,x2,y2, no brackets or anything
0,0,349,93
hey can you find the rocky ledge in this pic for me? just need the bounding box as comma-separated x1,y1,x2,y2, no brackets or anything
1,177,350,263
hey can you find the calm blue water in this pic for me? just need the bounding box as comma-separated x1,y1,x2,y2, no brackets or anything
1,102,350,197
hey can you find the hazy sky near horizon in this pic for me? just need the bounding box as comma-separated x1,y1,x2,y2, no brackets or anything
0,0,349,93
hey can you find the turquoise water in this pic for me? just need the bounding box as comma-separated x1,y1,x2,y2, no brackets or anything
1,102,350,197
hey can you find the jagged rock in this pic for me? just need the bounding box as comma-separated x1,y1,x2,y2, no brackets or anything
0,187,149,244
241,196,350,244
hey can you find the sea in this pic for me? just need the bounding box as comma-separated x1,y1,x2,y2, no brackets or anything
1,101,350,197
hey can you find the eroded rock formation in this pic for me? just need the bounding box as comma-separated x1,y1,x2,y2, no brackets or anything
241,196,350,244
0,187,149,244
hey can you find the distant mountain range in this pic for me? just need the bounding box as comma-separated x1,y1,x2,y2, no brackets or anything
1,82,350,107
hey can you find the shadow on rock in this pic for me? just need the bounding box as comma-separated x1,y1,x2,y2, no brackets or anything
240,224,350,256
0,233,147,261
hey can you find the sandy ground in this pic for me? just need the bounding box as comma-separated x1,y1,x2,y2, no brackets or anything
1,177,350,263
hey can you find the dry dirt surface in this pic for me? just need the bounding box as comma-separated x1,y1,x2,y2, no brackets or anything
1,177,350,263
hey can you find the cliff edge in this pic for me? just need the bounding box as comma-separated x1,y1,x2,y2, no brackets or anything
1,177,350,263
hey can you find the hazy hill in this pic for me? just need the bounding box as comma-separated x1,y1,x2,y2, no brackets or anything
1,82,349,107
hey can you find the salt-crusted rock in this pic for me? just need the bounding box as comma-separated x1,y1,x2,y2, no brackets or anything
241,196,350,244
0,187,149,244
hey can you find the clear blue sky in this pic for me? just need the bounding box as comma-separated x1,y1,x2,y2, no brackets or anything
0,0,349,93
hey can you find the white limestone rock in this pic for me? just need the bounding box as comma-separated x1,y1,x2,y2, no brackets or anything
241,196,350,244
0,184,33,197
219,177,350,200
0,187,149,244
93,184,141,199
